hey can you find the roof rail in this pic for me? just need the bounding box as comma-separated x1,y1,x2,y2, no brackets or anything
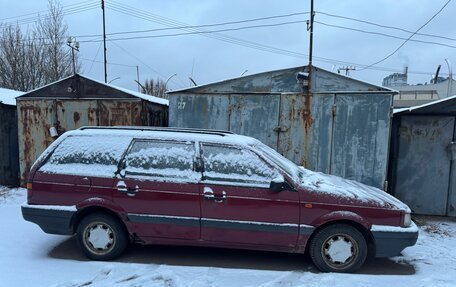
78,126,234,137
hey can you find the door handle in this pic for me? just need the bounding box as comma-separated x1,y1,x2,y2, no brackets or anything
214,191,227,203
125,185,139,197
203,190,215,200
203,187,227,202
116,181,139,197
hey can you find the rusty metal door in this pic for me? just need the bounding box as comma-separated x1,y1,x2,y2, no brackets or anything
278,93,334,170
169,94,229,130
98,100,143,126
17,100,56,183
229,94,280,149
331,94,392,189
394,116,455,215
56,100,98,131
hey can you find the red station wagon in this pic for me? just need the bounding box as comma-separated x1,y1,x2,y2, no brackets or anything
22,127,418,273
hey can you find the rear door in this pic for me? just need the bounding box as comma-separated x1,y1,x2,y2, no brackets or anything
199,143,300,248
114,139,201,240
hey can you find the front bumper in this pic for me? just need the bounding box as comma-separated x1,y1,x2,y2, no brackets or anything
21,203,77,235
371,222,419,257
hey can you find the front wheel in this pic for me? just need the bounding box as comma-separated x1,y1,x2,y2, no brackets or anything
76,213,128,260
309,224,367,273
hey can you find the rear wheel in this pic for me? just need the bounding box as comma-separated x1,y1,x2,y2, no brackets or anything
309,224,367,273
76,213,128,260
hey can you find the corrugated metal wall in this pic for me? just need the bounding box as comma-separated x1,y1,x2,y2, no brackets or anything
391,115,456,216
17,99,167,184
0,104,19,186
169,92,392,189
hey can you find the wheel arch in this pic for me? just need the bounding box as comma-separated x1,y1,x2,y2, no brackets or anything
71,205,131,236
306,219,376,258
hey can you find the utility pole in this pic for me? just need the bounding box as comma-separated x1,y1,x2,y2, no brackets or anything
307,0,315,92
101,0,107,83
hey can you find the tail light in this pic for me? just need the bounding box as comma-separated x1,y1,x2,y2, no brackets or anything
26,182,33,201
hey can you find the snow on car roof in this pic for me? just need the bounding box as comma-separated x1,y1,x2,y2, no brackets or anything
65,127,260,146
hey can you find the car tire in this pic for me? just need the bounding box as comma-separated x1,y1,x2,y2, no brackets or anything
309,224,367,273
76,213,128,261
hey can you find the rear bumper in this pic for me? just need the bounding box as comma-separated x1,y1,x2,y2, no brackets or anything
21,203,76,235
371,222,419,257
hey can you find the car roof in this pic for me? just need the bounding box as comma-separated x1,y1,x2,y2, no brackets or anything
63,126,260,146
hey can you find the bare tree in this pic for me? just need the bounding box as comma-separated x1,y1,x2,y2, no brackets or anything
37,0,78,83
142,78,168,99
0,0,79,91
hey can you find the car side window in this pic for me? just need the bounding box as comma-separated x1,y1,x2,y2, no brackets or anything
123,140,199,181
201,144,279,187
39,135,132,177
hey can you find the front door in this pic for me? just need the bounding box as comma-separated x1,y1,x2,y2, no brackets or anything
199,143,300,248
113,139,201,240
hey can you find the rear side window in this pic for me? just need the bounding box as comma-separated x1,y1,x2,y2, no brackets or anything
123,140,199,181
39,135,132,177
201,144,279,186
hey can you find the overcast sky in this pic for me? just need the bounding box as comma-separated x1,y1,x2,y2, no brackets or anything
1,0,455,91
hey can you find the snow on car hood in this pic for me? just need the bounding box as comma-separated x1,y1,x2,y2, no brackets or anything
299,167,411,212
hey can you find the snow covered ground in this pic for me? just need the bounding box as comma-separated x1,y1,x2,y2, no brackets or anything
1,186,455,287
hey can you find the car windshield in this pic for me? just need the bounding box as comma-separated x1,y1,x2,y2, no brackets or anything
253,142,304,182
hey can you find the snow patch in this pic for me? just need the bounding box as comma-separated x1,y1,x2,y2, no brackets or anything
0,186,26,205
0,87,24,105
371,222,419,233
299,167,411,211
1,186,456,287
22,203,77,212
39,135,132,177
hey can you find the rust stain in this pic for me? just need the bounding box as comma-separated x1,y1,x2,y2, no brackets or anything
302,93,314,133
301,93,314,168
88,107,96,123
73,112,80,123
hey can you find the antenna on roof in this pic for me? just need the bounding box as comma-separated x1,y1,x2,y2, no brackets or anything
189,77,198,86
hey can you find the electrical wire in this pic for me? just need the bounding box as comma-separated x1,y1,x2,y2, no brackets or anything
315,21,456,49
77,20,308,42
1,0,450,77
102,1,451,75
359,0,452,71
2,2,99,26
87,42,103,75
0,0,96,22
109,41,183,87
316,10,456,42
74,12,309,38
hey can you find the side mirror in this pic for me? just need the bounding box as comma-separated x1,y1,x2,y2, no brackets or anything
270,176,285,192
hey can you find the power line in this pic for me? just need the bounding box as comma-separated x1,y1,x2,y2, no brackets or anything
359,0,452,71
75,11,309,38
315,21,456,49
109,41,183,87
105,2,310,58
2,1,448,77
101,2,450,76
0,0,97,22
81,57,137,67
77,20,307,42
87,42,103,75
2,2,99,26
316,11,456,42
